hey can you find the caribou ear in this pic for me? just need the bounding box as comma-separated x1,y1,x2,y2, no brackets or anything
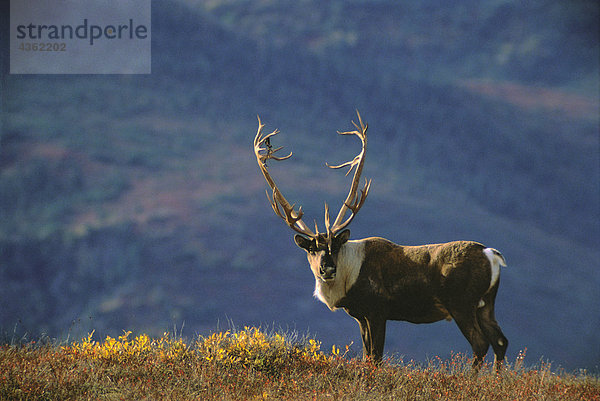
294,234,313,250
334,229,351,245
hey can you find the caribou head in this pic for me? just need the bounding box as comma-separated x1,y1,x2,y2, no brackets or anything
253,111,371,282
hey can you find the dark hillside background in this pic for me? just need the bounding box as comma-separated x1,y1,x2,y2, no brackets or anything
1,0,598,371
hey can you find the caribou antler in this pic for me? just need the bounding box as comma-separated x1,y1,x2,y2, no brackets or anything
254,112,370,240
326,111,371,235
254,116,316,238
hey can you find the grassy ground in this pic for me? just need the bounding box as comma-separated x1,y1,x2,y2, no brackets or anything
1,327,598,400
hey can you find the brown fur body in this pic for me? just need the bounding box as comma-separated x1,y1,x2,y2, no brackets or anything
302,236,508,369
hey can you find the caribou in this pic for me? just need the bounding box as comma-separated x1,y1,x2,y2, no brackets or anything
253,112,508,371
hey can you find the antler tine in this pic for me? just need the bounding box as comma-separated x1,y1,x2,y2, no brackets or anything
327,111,371,234
324,202,332,240
254,116,316,237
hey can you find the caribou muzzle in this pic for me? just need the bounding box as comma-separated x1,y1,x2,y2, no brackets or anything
317,249,337,281
319,265,336,281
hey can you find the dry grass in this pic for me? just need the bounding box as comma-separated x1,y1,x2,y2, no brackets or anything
1,327,598,400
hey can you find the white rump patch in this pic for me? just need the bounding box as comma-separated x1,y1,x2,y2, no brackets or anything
483,247,506,293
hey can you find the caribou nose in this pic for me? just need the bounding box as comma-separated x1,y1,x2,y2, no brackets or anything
320,266,336,280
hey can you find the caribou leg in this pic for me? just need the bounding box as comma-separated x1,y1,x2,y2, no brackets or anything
452,310,490,372
356,315,387,362
477,285,508,372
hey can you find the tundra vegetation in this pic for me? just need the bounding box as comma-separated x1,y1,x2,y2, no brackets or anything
1,327,598,400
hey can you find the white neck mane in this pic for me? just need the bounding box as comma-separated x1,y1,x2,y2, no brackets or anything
313,240,365,310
